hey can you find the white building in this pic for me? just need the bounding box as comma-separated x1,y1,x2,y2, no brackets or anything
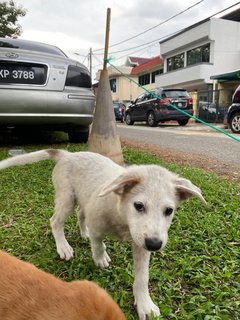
156,16,240,93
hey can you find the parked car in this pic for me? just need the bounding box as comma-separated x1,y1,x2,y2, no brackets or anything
198,101,226,123
113,102,125,122
0,38,95,142
124,88,193,127
226,85,240,133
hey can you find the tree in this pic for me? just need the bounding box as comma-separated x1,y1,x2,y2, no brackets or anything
0,1,26,38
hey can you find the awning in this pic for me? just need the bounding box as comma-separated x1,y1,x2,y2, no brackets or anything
210,70,240,82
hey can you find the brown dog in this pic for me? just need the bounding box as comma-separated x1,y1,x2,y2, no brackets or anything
0,250,126,320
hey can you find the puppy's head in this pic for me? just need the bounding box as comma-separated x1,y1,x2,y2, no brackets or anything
99,165,206,251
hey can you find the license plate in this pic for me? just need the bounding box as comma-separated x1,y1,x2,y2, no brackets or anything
0,62,47,85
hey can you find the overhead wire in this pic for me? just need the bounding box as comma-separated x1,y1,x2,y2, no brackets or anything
82,54,88,65
111,43,159,62
75,1,240,68
92,2,240,73
93,0,204,54
93,1,240,58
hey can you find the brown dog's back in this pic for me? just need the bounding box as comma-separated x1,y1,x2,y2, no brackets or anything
0,250,126,320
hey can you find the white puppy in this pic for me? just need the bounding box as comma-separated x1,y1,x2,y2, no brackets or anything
0,150,206,320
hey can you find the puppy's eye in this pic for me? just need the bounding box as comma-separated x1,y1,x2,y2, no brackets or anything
164,207,173,216
134,202,145,213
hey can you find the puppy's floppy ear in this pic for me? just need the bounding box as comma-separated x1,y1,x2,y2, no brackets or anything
99,173,141,197
175,178,206,204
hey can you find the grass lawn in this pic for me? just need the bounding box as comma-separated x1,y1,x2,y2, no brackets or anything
0,143,239,319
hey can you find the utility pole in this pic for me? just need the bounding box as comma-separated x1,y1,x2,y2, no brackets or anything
89,47,92,82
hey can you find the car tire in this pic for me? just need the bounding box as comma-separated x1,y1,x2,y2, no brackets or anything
68,127,89,143
147,111,157,127
178,119,189,126
229,112,240,133
125,113,134,125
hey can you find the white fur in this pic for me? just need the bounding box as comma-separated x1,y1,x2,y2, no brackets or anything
0,149,206,320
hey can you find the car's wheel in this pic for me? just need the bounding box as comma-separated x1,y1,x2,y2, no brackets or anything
229,112,240,133
178,119,189,126
68,127,89,143
147,111,157,127
125,113,134,125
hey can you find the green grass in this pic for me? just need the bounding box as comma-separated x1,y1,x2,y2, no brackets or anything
0,143,239,319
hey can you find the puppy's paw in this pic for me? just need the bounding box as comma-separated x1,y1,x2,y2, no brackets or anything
56,240,74,261
94,252,111,268
135,298,160,320
80,228,89,239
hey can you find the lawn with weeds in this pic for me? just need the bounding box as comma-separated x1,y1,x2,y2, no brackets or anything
0,143,239,319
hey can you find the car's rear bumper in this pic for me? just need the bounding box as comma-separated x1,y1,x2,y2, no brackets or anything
115,114,123,120
0,88,95,127
156,109,193,121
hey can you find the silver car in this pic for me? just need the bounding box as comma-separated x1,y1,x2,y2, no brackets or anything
0,38,95,142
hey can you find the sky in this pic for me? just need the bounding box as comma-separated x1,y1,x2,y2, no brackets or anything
16,0,240,80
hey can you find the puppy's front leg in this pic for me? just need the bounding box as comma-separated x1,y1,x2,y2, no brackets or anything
76,207,89,239
133,244,160,320
89,235,111,268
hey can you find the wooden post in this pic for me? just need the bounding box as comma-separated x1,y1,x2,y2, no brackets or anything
88,8,124,166
103,8,111,70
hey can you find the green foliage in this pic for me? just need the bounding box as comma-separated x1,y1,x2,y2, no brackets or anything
0,0,26,38
0,144,239,319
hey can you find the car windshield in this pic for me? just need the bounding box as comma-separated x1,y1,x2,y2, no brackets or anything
164,90,190,98
0,38,67,57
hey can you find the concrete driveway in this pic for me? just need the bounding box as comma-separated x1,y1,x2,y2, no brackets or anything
117,121,240,183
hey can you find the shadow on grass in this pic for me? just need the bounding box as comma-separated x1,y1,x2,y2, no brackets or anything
0,128,69,147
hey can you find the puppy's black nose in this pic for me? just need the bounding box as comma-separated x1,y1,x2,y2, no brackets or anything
145,238,162,251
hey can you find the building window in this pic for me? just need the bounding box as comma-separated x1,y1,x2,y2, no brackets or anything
151,69,163,83
110,78,116,92
167,53,184,72
187,43,210,66
139,73,150,86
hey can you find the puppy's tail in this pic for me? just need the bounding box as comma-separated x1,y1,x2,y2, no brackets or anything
0,149,68,170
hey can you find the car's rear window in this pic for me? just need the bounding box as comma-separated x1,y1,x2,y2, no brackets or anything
163,90,190,98
0,38,67,57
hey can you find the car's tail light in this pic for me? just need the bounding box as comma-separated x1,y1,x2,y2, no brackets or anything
188,97,193,105
159,98,171,105
65,65,91,88
118,107,122,112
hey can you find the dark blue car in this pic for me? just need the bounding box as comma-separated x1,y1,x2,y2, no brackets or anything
113,102,125,123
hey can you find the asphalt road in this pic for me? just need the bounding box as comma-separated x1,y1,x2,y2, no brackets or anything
117,122,240,169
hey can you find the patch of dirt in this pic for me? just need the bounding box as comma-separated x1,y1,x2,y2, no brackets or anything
121,138,240,185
